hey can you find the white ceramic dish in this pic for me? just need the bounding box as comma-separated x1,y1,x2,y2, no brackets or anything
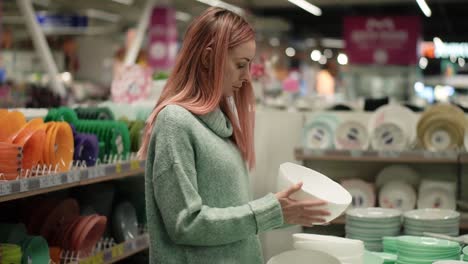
278,163,352,223
341,179,376,209
404,209,460,221
379,180,417,211
347,207,402,219
267,249,341,264
292,234,364,258
417,187,456,210
334,120,369,150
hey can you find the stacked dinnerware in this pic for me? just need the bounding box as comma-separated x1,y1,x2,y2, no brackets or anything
302,114,339,149
396,236,461,264
382,236,398,254
346,208,402,252
403,209,460,236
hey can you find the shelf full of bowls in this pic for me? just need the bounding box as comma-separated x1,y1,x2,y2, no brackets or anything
339,165,457,212
300,103,468,160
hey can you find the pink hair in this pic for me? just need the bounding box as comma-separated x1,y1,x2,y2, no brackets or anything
138,7,256,169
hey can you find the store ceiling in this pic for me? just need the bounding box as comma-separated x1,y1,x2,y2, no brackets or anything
3,0,468,42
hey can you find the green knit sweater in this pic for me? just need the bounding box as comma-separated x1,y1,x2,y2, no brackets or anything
144,105,284,264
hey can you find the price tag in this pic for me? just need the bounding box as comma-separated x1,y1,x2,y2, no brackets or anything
20,179,29,192
350,150,363,158
28,178,40,190
88,167,97,179
0,182,11,196
59,173,67,185
378,150,400,158
105,165,116,175
67,170,78,183
39,176,51,188
103,251,112,262
97,166,106,177
10,181,20,193
130,160,140,170
124,240,136,253
111,244,124,258
92,252,104,264
116,163,122,174
80,170,89,181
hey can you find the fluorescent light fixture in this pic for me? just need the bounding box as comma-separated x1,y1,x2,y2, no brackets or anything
322,38,344,49
111,0,134,5
285,47,296,57
319,55,327,65
288,0,321,16
196,0,244,15
416,0,431,17
269,37,280,47
175,11,192,22
86,9,121,23
337,53,348,65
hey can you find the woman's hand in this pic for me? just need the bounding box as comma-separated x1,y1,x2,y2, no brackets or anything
275,182,330,227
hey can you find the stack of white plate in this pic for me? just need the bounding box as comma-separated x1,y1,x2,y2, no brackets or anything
302,114,339,149
368,104,418,151
293,233,364,264
346,208,402,252
334,119,370,150
403,209,460,236
417,180,456,210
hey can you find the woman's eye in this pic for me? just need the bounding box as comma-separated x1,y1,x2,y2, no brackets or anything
237,64,246,69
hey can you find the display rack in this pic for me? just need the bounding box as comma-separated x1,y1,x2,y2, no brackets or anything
0,160,145,202
73,234,149,264
295,148,460,164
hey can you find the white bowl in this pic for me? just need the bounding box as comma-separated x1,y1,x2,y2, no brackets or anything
278,163,352,223
294,240,364,259
267,249,342,264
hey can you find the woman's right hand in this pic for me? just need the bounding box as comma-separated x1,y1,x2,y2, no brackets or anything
275,182,330,227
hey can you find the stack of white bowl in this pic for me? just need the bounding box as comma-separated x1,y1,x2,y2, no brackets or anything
293,233,364,264
267,249,342,264
346,208,402,252
403,209,460,236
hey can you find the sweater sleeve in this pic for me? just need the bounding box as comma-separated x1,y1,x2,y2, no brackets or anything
151,107,284,246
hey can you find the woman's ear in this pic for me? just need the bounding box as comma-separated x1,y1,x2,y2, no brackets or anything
201,47,212,69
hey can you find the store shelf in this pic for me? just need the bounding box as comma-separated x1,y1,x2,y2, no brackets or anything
75,234,149,264
0,160,145,203
295,148,459,164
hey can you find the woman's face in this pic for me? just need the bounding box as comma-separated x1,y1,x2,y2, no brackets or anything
222,40,256,97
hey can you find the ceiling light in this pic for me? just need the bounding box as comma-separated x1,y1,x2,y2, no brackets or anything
311,50,321,61
175,11,191,22
288,0,321,16
450,55,457,64
269,37,280,47
416,0,431,17
419,57,428,69
324,49,333,59
319,55,327,65
111,0,133,5
196,0,244,15
86,9,121,23
285,47,296,57
337,53,348,65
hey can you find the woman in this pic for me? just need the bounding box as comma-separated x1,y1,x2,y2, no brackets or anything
139,7,330,264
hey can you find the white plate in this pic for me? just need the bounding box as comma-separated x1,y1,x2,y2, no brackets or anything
404,208,460,221
347,207,402,219
341,179,376,209
267,249,341,264
417,187,456,210
379,180,417,211
370,122,408,151
334,120,369,150
375,165,420,188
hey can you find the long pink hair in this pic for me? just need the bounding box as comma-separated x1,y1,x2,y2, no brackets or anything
138,7,256,169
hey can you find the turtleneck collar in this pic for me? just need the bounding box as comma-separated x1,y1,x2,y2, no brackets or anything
197,107,233,138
